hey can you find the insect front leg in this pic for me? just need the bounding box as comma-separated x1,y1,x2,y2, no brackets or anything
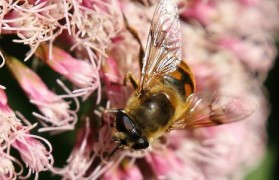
122,12,144,70
124,72,138,89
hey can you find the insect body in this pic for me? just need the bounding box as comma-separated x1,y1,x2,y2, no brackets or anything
111,0,255,150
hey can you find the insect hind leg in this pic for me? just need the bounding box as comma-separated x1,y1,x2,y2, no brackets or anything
122,12,144,70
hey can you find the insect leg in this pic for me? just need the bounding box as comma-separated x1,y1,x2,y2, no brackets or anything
122,12,144,70
108,146,120,158
132,0,153,7
124,72,138,89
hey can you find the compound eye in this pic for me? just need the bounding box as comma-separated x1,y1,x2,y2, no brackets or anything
115,111,133,132
131,136,149,150
115,110,141,138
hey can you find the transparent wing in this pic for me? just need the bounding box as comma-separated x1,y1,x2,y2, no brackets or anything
138,0,182,93
170,92,256,129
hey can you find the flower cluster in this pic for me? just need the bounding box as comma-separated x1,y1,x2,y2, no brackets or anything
0,0,278,179
0,89,53,180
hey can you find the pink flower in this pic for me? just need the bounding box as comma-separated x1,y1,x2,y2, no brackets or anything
102,57,123,85
145,149,183,178
51,113,122,179
88,0,274,179
217,35,276,75
0,149,21,180
35,44,100,99
51,118,95,179
0,0,278,179
11,128,53,179
5,56,78,132
180,0,216,26
1,0,122,62
0,89,53,179
0,89,21,145
103,163,143,180
101,57,133,108
238,0,260,6
60,0,123,74
1,0,66,60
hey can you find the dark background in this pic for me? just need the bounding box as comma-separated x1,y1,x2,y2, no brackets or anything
265,52,279,180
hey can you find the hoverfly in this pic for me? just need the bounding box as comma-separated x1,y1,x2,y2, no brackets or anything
110,0,255,150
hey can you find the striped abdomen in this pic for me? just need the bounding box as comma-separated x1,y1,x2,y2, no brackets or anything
162,61,196,100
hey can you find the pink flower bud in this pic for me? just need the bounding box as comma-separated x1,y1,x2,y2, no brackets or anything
36,44,98,89
5,56,77,132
